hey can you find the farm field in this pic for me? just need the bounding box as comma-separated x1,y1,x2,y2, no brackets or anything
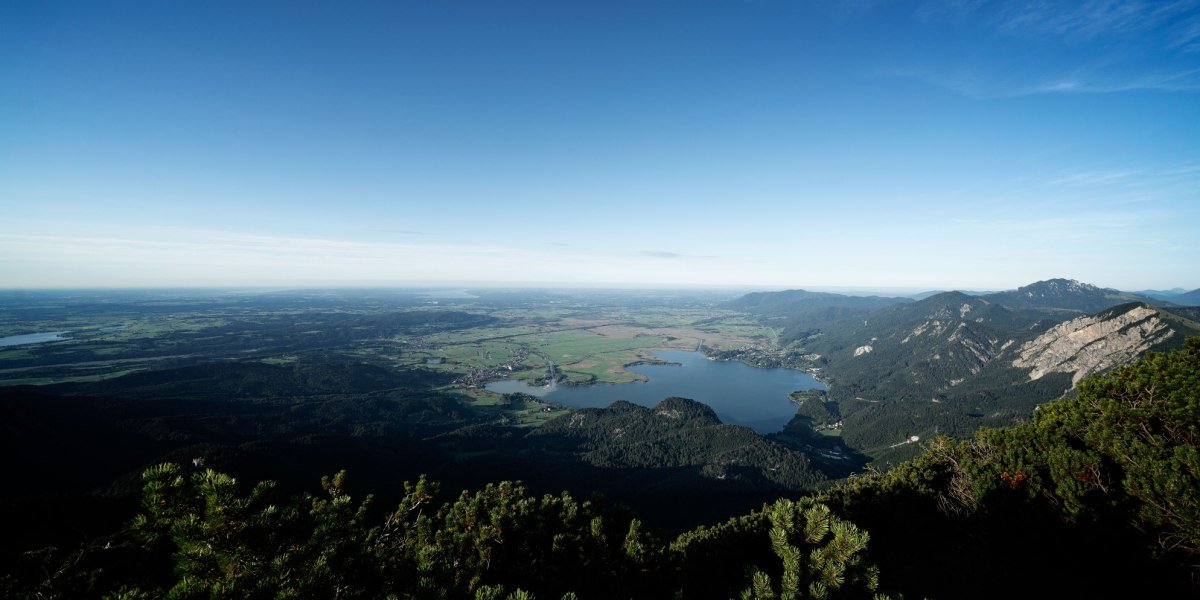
0,289,777,426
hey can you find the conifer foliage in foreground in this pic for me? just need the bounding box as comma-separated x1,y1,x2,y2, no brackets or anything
108,465,887,599
4,339,1199,598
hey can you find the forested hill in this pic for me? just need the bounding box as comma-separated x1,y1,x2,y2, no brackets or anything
426,396,830,530
725,289,910,340
5,338,1197,598
526,397,824,490
726,289,910,314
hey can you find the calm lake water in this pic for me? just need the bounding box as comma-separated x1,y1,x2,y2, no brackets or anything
418,290,478,299
486,350,825,433
0,331,70,347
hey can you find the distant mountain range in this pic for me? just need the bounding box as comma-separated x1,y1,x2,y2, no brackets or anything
1173,288,1200,306
1136,287,1190,300
728,278,1200,463
980,278,1173,313
908,280,1200,307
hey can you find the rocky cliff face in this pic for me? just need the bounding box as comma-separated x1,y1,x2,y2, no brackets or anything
1013,305,1175,384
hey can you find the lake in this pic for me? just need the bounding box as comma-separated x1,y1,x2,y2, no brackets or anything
418,289,478,299
0,331,70,347
486,350,825,433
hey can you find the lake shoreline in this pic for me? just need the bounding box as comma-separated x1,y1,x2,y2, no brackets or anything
0,331,71,348
486,349,826,434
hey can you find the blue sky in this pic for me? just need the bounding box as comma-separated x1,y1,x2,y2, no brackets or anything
2,0,1198,291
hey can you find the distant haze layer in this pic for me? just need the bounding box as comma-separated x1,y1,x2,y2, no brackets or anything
1,1,1198,289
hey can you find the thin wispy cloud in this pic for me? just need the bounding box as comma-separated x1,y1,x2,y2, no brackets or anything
921,0,1200,42
893,66,1200,99
1047,171,1137,187
639,250,716,260
1028,68,1200,95
1042,162,1200,198
1164,161,1200,176
1173,18,1200,52
899,0,1200,97
995,1,1179,41
996,212,1152,232
372,228,427,236
979,210,1173,249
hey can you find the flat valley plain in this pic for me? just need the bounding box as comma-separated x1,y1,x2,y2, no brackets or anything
1,288,833,541
0,288,779,427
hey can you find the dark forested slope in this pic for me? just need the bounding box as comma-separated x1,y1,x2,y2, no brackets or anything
0,363,832,568
733,282,1200,463
5,338,1196,599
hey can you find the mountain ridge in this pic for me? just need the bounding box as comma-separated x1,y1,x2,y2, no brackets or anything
981,277,1172,313
730,281,1200,463
1173,288,1200,306
1012,302,1193,384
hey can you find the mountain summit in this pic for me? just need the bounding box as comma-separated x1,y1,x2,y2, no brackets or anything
982,278,1168,313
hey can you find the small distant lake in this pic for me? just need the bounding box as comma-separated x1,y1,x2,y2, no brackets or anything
486,350,825,433
418,290,478,299
0,331,70,347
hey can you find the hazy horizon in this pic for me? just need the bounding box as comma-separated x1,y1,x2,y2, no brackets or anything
3,1,1198,290
0,277,1190,298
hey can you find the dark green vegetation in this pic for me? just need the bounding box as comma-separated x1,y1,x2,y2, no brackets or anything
3,284,1199,597
730,280,1200,464
4,338,1197,598
526,397,824,489
0,289,822,597
726,289,911,337
7,281,1189,471
0,371,816,548
820,337,1200,597
0,289,493,385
